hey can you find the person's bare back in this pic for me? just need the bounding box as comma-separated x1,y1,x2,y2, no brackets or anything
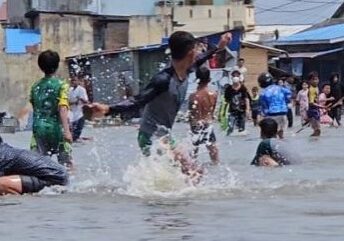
189,87,217,126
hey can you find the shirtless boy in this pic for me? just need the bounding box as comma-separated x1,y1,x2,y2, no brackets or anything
188,67,219,164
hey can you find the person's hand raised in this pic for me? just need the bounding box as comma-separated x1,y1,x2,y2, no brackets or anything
218,32,232,50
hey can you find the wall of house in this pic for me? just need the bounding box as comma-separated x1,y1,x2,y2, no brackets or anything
128,15,172,47
240,47,268,92
0,51,40,115
162,4,254,34
0,13,93,116
105,22,129,50
7,0,31,27
39,13,94,59
100,0,155,16
31,0,97,12
0,26,37,115
0,51,71,116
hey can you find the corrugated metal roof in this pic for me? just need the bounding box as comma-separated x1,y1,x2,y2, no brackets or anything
280,47,344,58
0,1,7,21
255,0,342,25
275,23,344,45
5,29,41,54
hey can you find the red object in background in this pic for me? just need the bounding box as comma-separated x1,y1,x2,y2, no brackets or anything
209,56,218,69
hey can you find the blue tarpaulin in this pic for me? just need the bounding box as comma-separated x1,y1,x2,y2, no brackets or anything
5,29,41,54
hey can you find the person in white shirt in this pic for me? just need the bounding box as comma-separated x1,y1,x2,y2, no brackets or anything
69,76,89,142
237,58,248,80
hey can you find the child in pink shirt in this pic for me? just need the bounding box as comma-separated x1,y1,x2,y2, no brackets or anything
296,81,309,125
318,83,334,125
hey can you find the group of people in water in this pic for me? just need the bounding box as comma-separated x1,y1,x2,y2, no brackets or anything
0,30,342,194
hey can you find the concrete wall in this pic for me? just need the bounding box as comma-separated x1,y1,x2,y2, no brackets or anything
105,22,129,50
39,13,94,59
0,51,41,115
240,47,268,92
128,15,172,47
156,4,255,34
31,0,97,12
0,13,96,115
7,0,30,26
100,0,155,16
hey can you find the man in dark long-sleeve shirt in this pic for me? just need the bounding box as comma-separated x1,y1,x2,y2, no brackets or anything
85,31,232,156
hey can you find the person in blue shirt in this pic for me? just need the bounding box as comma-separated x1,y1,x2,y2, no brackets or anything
258,72,292,139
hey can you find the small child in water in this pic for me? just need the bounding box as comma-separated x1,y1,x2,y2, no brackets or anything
251,118,294,167
250,86,260,126
296,81,309,125
318,83,334,125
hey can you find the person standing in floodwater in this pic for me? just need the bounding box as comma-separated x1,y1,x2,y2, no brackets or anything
188,67,219,164
296,81,309,125
307,71,321,137
69,75,89,142
329,73,343,126
85,31,231,155
258,72,291,139
30,50,74,169
83,31,231,178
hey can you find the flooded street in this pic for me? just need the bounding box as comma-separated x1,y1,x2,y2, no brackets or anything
1,121,344,241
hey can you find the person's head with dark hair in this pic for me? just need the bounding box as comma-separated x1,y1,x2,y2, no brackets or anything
258,72,273,88
308,71,319,87
38,50,60,76
169,31,197,62
329,72,340,84
70,74,80,88
238,58,245,67
252,86,259,96
259,118,278,139
196,67,210,85
321,82,331,96
301,81,309,90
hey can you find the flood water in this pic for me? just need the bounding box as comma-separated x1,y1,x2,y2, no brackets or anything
1,121,344,241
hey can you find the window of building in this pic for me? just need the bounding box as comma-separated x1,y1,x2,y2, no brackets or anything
189,9,193,18
227,9,230,18
208,9,212,18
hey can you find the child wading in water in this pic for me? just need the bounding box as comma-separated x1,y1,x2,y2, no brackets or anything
250,86,260,126
30,50,74,169
318,83,334,125
251,118,295,167
296,81,309,125
188,67,219,165
307,72,321,137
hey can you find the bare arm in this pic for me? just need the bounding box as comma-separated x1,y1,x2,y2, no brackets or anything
188,94,197,124
59,106,72,143
58,82,72,143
